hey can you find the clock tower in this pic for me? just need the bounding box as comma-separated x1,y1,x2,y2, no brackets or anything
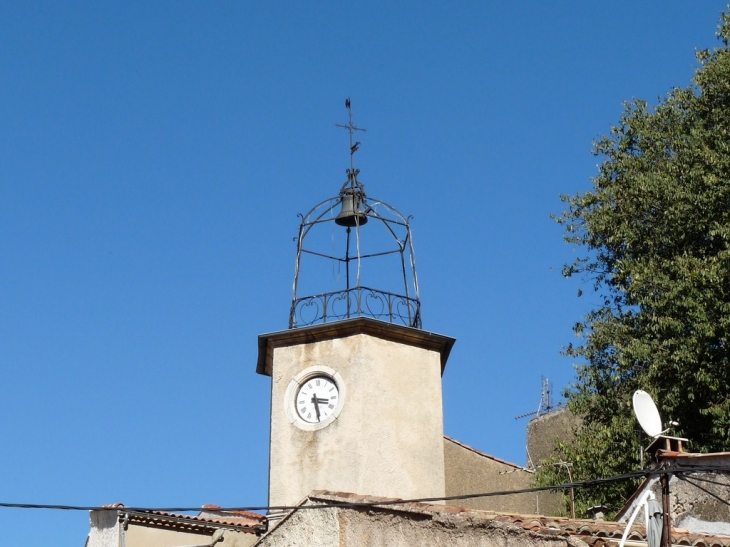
257,102,455,511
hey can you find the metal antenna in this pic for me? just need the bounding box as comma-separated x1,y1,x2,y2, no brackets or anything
514,377,562,420
335,98,367,187
537,377,553,416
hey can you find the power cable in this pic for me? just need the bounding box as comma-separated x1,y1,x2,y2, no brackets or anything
0,465,726,515
0,467,658,514
676,472,730,489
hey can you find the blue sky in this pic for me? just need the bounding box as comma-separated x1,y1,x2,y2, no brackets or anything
1,2,727,545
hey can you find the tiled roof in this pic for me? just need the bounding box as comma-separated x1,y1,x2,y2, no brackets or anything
106,504,266,533
444,435,533,471
307,491,730,547
199,503,267,523
658,450,730,464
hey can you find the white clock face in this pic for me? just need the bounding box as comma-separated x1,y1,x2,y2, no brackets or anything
296,375,340,423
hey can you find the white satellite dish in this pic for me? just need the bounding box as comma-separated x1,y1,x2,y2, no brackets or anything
633,390,664,438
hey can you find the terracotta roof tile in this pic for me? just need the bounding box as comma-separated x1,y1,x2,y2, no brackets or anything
127,509,265,530
659,451,730,461
103,503,266,533
198,504,266,522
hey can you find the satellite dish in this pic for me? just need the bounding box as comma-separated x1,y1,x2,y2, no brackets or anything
633,390,663,437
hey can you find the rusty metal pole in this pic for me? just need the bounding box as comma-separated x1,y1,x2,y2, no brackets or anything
661,469,671,547
566,464,575,520
569,485,575,520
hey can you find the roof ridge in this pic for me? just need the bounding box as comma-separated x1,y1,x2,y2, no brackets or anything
126,508,265,527
444,435,532,471
304,491,730,546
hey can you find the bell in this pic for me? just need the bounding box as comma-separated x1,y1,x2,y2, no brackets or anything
335,189,368,227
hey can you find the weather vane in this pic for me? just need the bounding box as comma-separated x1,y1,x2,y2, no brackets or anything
335,98,366,177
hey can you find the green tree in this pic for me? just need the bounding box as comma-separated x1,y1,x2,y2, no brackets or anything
541,11,730,517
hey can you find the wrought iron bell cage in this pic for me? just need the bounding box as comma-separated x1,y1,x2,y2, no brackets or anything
289,104,421,330
289,178,422,329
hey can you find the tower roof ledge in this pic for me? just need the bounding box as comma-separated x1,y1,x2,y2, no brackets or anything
256,317,455,377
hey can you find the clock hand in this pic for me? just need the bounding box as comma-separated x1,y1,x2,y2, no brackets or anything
311,394,321,421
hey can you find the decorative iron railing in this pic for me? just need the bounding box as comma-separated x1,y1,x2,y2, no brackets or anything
289,286,421,329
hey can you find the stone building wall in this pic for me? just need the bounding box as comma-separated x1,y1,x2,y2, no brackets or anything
443,437,562,516
526,408,580,468
619,471,730,536
670,471,730,532
255,495,590,547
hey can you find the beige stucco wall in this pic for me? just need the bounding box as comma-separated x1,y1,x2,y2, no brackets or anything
125,526,216,547
87,510,119,547
268,333,445,508
444,437,561,515
126,526,256,547
254,503,589,547
255,505,341,547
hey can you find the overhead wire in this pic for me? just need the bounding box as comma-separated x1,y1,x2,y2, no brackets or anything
675,472,730,489
0,465,688,514
0,465,726,515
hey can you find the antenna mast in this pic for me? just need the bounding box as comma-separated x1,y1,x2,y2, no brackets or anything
515,377,560,420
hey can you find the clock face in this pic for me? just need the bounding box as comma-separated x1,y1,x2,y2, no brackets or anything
284,365,346,431
295,375,340,423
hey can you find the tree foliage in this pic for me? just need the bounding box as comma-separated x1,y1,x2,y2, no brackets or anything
539,11,730,517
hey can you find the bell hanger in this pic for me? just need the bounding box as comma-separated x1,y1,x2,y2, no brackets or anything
335,98,368,227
